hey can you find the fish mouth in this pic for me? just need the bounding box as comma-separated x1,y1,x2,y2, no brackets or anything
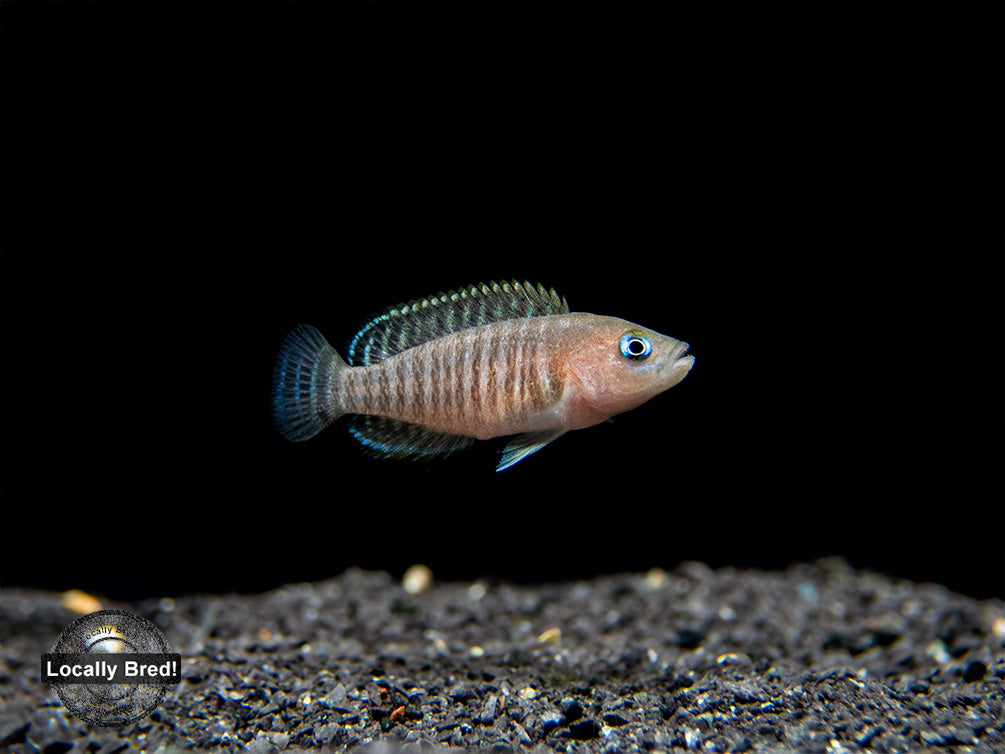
669,341,691,362
662,341,695,383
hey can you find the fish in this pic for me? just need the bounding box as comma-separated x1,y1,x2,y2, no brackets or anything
272,280,694,471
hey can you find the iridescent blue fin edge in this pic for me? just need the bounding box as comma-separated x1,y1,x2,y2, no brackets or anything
272,324,345,441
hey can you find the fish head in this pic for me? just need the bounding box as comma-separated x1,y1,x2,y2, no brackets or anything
563,314,694,426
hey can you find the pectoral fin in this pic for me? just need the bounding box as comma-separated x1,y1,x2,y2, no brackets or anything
497,429,566,472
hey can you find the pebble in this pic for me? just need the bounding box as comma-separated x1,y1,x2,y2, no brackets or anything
447,683,477,702
559,696,583,721
963,660,987,682
536,626,562,644
644,567,668,590
402,564,433,595
538,710,564,731
2,562,1002,753
322,682,347,706
568,718,600,739
59,589,101,614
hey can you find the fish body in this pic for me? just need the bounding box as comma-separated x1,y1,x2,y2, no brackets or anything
273,281,694,470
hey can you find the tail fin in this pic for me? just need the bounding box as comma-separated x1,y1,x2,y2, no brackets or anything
272,324,346,441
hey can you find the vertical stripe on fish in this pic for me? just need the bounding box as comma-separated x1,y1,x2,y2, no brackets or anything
272,280,694,470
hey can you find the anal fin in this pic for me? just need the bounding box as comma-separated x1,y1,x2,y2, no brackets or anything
349,416,474,459
497,429,566,472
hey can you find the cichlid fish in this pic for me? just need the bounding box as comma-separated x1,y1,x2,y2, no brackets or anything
272,281,694,471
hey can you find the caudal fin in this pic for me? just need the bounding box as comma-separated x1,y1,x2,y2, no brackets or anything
272,324,346,441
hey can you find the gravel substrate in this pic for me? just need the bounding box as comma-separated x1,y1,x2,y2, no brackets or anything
2,559,1003,753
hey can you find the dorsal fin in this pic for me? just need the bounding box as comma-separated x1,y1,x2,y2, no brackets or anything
347,280,569,366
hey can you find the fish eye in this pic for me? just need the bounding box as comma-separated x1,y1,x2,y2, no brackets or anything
619,332,652,361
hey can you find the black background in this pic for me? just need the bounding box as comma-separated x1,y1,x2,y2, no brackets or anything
2,4,1002,601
